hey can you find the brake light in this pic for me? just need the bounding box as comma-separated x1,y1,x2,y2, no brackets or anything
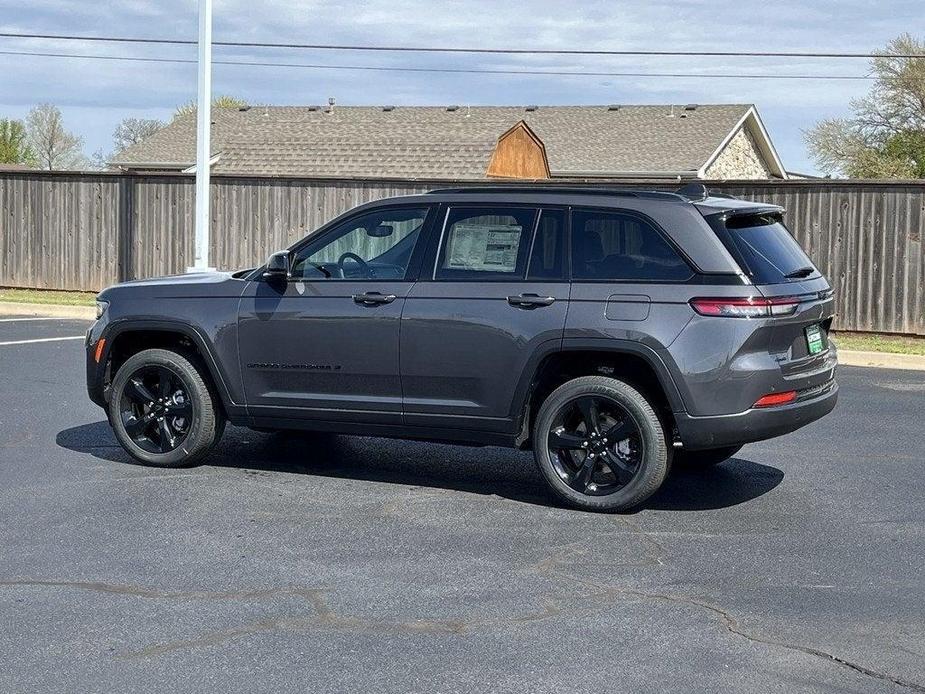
754,391,797,408
690,296,799,318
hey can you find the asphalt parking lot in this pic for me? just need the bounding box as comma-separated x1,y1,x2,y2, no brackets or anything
1,316,923,693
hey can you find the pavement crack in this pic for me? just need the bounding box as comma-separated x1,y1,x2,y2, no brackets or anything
614,515,667,566
0,578,569,658
531,550,925,693
0,579,330,602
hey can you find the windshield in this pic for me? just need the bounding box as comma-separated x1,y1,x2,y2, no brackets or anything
709,212,818,284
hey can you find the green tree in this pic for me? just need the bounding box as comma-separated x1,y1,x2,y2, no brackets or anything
805,34,925,178
0,118,36,165
25,104,88,170
174,95,249,120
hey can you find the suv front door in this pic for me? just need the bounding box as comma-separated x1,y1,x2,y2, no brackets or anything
400,205,569,434
238,204,434,424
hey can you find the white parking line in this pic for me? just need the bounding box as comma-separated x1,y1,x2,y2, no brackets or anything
0,336,85,346
0,317,83,322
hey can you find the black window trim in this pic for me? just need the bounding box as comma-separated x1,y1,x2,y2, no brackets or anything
430,203,542,282
282,203,438,283
568,205,697,284
526,206,571,283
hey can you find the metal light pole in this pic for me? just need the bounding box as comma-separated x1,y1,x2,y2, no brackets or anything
189,0,214,272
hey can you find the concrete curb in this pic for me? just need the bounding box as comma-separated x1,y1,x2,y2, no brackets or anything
0,301,95,320
837,350,925,372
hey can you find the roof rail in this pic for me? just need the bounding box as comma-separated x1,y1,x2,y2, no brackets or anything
425,185,688,201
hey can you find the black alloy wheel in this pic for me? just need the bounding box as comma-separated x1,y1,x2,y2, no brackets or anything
118,364,194,454
547,395,644,496
532,375,669,512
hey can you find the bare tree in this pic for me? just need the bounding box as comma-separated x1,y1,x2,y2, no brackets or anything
174,95,248,120
25,104,87,170
805,34,925,178
113,117,165,153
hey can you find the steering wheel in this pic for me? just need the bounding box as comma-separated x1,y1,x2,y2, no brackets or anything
337,252,370,278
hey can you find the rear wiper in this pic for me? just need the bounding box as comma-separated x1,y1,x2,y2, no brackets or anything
785,266,815,279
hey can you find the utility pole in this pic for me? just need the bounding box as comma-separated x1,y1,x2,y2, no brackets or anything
189,0,214,272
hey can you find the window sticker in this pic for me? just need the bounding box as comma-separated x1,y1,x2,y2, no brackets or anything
446,223,522,272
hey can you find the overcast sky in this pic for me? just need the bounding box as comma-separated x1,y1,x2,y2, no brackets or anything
0,0,920,174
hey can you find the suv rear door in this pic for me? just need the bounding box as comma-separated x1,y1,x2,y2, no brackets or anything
565,206,698,350
399,205,569,434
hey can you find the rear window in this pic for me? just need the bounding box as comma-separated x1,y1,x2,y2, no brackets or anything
710,212,818,284
570,209,693,282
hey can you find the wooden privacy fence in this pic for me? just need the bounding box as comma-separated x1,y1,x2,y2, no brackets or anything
1,171,923,335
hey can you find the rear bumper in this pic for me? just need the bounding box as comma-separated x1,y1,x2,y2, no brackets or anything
674,379,838,450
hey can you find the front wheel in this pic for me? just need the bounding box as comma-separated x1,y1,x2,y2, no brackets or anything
108,348,225,467
532,376,670,512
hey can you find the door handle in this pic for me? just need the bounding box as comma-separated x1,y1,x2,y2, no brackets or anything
353,291,397,305
507,293,556,308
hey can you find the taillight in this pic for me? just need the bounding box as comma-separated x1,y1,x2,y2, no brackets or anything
690,296,799,318
754,391,797,408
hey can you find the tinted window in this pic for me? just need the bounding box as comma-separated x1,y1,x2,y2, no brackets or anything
714,213,817,284
436,207,537,280
528,209,567,280
570,209,692,281
290,207,428,280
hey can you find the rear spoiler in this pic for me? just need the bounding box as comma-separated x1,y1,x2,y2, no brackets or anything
675,182,737,202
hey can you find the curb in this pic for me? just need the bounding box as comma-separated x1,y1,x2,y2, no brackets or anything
0,301,96,320
837,350,925,372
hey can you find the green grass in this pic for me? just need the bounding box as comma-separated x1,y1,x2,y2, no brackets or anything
831,332,925,356
0,287,98,306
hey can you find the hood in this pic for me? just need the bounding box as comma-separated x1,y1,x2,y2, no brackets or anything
98,270,246,301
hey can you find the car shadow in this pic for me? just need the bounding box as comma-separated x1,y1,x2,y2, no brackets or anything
56,421,784,513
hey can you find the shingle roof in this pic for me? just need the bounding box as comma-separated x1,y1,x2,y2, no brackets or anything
110,104,756,179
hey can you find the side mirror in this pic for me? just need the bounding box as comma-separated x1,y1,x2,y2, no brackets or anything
263,250,290,280
368,224,394,238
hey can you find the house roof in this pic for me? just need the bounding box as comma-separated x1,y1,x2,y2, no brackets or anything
110,104,783,179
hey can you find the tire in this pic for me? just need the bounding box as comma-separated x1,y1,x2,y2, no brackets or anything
532,376,670,512
674,445,742,468
108,348,225,467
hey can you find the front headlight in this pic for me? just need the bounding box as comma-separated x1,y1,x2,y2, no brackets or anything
95,300,109,320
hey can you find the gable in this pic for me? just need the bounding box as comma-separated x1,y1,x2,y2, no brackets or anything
704,125,772,180
486,120,550,179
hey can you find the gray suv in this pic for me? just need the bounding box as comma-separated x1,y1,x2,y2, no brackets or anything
86,185,838,511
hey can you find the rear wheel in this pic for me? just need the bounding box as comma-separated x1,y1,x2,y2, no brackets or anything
108,348,225,467
674,445,742,468
532,376,669,512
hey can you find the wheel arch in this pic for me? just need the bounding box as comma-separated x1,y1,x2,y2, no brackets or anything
101,320,239,417
511,339,685,447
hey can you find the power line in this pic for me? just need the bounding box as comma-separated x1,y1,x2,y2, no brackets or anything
1,30,923,59
0,49,877,81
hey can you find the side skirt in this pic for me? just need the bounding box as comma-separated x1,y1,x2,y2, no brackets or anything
247,415,518,448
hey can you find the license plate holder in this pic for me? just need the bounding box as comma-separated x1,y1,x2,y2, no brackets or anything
805,324,825,355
